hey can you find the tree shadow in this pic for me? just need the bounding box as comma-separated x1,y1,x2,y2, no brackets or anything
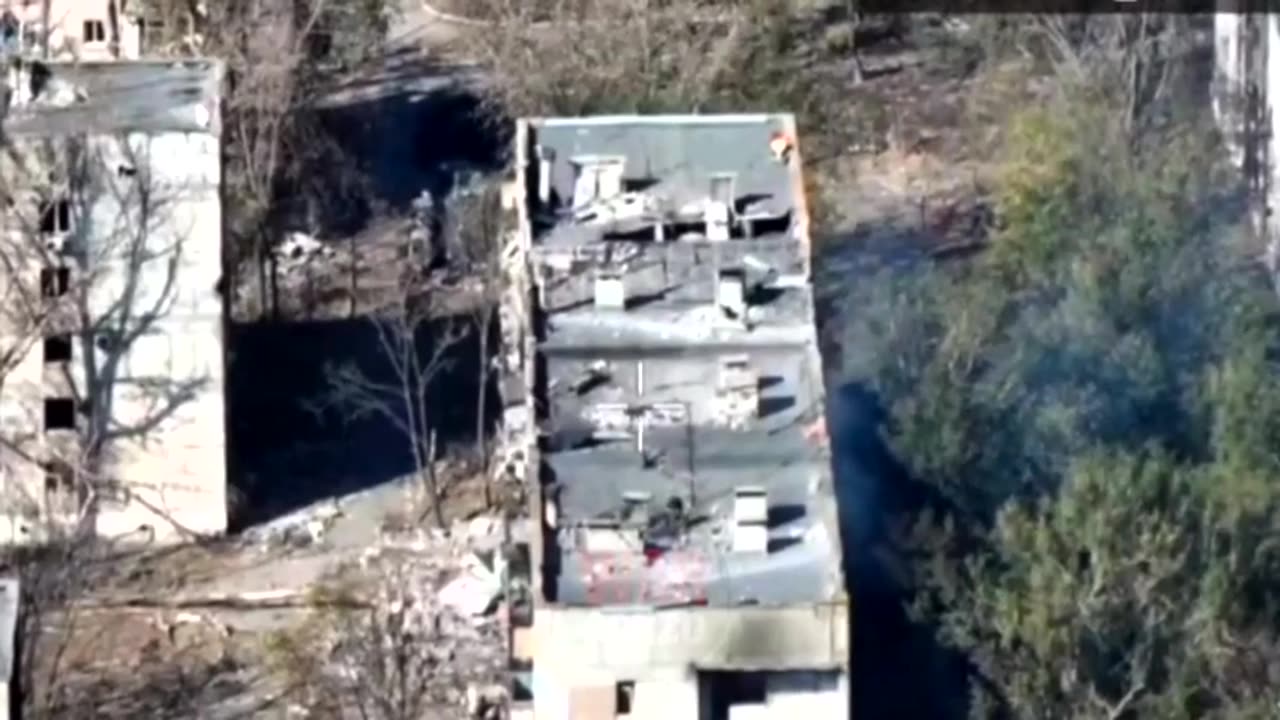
40,652,248,720
225,312,499,529
305,64,509,237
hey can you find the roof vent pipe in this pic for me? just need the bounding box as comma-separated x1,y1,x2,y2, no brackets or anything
705,172,735,242
536,145,553,206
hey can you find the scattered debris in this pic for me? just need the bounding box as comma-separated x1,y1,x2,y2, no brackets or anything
276,231,337,266
439,551,504,617
290,513,511,718
242,498,343,550
467,682,510,720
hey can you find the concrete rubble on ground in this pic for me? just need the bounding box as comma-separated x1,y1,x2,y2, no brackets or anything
242,497,344,550
297,513,512,719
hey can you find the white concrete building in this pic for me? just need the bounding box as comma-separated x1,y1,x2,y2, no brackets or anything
505,114,849,719
1213,11,1280,284
0,0,144,61
0,577,15,720
0,59,226,544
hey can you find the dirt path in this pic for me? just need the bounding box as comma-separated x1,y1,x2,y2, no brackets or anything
394,0,475,48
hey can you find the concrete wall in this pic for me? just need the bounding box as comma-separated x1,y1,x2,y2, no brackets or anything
762,671,846,716
537,667,699,720
532,667,847,720
0,128,225,543
3,0,141,60
532,603,847,670
90,131,225,539
531,604,847,719
1213,10,1246,166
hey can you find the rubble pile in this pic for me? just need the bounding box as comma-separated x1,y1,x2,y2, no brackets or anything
231,224,416,318
317,516,510,719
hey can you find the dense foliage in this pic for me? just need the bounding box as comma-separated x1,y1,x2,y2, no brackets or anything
840,93,1280,718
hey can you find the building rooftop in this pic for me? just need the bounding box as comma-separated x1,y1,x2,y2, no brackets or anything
522,114,841,610
527,114,800,248
2,59,223,136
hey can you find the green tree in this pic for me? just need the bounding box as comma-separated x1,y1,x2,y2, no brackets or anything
840,84,1280,718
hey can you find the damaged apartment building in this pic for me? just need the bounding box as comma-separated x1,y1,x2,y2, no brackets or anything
500,115,849,719
0,0,147,61
0,57,226,543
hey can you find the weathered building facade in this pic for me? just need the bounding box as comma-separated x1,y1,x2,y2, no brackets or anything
0,577,15,720
0,59,226,543
0,0,144,61
503,114,849,719
1213,10,1280,282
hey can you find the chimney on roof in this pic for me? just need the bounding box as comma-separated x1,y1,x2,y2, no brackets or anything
705,201,730,242
705,172,736,242
717,267,746,321
716,355,761,430
732,486,769,553
536,145,553,206
570,155,626,209
594,270,626,310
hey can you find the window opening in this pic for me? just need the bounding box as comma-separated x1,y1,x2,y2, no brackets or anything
40,267,69,297
38,198,71,235
43,335,71,363
43,398,75,430
83,20,106,43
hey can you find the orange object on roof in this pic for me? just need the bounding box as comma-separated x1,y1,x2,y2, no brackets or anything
769,131,794,162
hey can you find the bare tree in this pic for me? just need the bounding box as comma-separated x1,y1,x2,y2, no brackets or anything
265,550,508,720
0,71,225,718
0,108,218,545
462,0,789,117
323,264,469,528
1022,14,1196,137
452,180,506,507
4,539,252,719
0,129,222,714
139,0,394,320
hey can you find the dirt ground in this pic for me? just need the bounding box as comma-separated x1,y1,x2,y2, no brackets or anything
27,459,514,718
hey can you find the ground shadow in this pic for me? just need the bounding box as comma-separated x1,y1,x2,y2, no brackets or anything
225,313,499,529
827,383,970,720
309,62,509,237
815,228,969,719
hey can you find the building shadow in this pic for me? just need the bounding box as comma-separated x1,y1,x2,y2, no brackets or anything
826,383,970,720
814,229,970,720
225,313,500,529
222,54,512,528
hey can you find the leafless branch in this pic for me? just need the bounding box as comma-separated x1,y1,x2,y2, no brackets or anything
321,266,470,527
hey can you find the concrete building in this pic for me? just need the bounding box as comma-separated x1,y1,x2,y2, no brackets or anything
0,0,144,61
0,577,15,720
501,114,849,719
1213,10,1280,282
0,58,226,544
